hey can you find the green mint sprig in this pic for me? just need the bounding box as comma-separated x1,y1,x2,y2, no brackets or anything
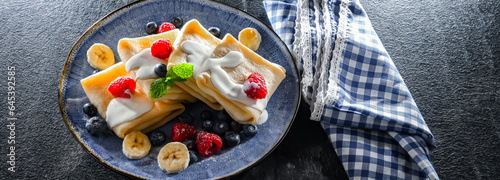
150,63,193,98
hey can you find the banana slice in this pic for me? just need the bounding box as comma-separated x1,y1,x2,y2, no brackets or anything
157,142,190,174
122,131,151,159
238,28,262,51
87,43,115,70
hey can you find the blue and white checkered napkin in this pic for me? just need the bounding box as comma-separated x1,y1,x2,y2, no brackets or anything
263,0,438,179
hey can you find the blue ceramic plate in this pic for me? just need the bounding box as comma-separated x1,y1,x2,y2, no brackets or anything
59,0,300,179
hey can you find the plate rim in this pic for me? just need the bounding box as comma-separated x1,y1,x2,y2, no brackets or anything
58,0,302,179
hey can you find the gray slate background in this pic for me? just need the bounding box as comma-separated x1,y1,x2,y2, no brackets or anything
0,0,499,179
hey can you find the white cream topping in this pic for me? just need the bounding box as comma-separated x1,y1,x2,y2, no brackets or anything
255,110,268,125
106,94,154,128
181,40,267,111
125,48,162,80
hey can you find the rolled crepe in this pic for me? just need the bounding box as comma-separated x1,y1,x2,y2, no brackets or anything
80,62,185,138
195,34,286,124
167,19,223,110
117,29,197,104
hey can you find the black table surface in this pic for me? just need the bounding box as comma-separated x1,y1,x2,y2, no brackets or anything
0,0,499,179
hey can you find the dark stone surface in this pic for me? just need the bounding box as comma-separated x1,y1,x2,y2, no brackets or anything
0,0,499,179
360,1,500,179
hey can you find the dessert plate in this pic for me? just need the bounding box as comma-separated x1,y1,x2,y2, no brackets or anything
58,0,300,179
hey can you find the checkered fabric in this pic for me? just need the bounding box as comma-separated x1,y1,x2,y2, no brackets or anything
264,0,438,179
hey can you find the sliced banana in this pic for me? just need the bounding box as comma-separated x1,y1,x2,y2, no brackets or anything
157,142,190,174
238,28,262,51
87,43,115,70
122,131,151,159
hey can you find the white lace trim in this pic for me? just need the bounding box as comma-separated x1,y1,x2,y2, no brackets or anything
292,0,314,104
325,0,349,106
310,0,350,121
292,0,303,67
309,0,324,114
309,0,334,121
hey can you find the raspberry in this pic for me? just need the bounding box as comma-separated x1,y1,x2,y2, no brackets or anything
196,131,223,156
172,123,197,142
243,72,268,99
157,22,176,33
107,76,136,98
150,39,173,59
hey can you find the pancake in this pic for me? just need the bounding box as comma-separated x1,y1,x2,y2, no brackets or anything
80,62,185,138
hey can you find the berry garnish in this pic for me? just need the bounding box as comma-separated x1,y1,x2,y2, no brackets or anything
200,110,212,120
150,39,173,59
243,124,258,138
148,130,166,146
196,131,223,156
230,121,243,133
83,103,98,117
202,120,214,132
183,139,196,150
172,123,197,142
85,116,107,136
108,76,136,98
208,27,221,38
172,17,184,28
154,63,168,77
213,121,229,136
157,22,176,33
224,131,241,147
216,110,231,123
188,150,198,165
177,113,194,125
145,22,158,35
243,72,268,99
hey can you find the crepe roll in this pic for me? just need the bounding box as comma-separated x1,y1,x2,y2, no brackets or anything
116,29,196,104
167,19,224,110
194,34,286,124
80,62,185,138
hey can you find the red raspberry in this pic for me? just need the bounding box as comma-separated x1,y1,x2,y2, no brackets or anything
243,72,268,99
150,39,173,59
172,123,197,142
157,22,176,33
196,131,223,156
107,76,136,98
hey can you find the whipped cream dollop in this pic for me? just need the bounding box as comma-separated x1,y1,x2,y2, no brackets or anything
106,94,153,128
181,40,268,111
255,110,268,125
125,48,162,80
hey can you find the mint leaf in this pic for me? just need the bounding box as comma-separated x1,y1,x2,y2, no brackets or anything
150,78,168,98
168,63,193,82
166,78,175,87
150,64,193,98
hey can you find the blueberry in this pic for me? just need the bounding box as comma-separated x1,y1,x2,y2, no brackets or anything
145,22,158,35
83,103,98,117
202,120,214,132
148,130,166,146
172,17,184,28
200,110,212,120
216,110,232,123
189,150,198,165
230,121,243,133
208,27,221,38
177,113,194,125
213,121,229,136
183,139,196,150
154,63,168,77
243,124,258,138
85,116,107,136
224,131,240,147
